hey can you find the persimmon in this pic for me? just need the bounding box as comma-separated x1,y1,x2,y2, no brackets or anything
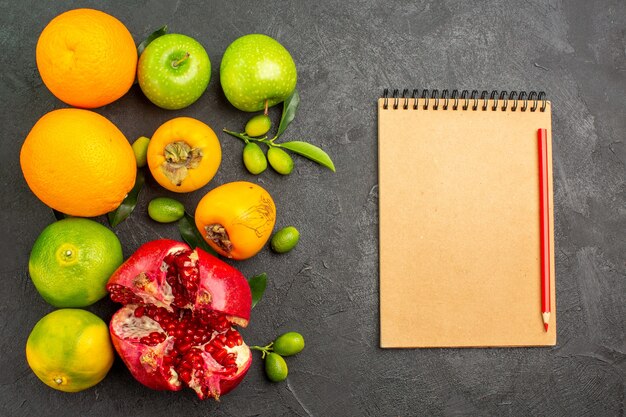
147,117,221,193
195,182,276,260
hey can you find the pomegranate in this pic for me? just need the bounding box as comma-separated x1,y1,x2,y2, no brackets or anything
106,239,252,400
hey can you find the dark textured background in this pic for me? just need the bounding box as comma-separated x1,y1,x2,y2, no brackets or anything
1,0,624,416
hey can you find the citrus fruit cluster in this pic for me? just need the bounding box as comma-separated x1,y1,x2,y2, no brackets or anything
22,8,140,393
22,7,312,397
251,332,306,382
26,217,122,392
23,9,138,218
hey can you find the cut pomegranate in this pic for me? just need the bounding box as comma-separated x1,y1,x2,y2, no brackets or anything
107,239,252,400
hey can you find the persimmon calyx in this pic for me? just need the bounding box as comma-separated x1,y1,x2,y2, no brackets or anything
161,141,203,186
205,223,233,255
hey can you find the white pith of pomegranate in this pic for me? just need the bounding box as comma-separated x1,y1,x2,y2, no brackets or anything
107,239,252,400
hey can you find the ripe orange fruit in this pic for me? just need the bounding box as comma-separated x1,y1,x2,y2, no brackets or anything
195,181,276,260
20,108,136,217
36,8,137,108
147,117,222,193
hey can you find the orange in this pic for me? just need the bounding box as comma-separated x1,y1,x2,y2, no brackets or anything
26,309,114,392
147,117,222,193
20,108,136,217
29,218,124,307
36,8,137,108
195,181,276,260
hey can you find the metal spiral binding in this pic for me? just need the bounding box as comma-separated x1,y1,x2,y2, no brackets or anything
382,89,547,112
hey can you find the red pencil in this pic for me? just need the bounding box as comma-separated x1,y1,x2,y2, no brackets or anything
538,128,550,332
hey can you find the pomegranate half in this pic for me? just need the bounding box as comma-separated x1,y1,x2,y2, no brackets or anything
106,239,252,400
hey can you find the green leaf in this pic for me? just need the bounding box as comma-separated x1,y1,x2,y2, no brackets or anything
177,212,218,255
108,170,145,228
52,209,68,220
275,90,300,139
280,141,336,172
247,273,267,308
137,25,168,56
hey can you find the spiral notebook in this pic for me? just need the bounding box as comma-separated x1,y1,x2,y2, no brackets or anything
378,89,556,348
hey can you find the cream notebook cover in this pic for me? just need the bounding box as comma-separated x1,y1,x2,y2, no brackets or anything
378,90,556,348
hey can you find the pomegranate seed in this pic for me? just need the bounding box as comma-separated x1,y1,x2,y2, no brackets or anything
109,285,142,304
149,332,165,344
179,370,191,383
226,330,243,347
134,306,145,317
178,343,192,354
213,349,227,363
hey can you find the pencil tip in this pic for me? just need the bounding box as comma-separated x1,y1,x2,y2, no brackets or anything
542,312,550,332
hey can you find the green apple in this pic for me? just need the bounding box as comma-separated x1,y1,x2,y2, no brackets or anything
220,34,297,112
138,34,211,110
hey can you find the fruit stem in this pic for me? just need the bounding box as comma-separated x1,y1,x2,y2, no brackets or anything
223,129,269,144
255,138,277,147
250,342,274,359
264,99,269,116
222,129,285,150
172,52,190,68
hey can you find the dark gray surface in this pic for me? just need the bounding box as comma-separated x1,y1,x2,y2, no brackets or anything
1,1,624,416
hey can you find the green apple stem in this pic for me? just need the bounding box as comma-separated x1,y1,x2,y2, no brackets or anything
264,99,269,116
172,52,190,68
